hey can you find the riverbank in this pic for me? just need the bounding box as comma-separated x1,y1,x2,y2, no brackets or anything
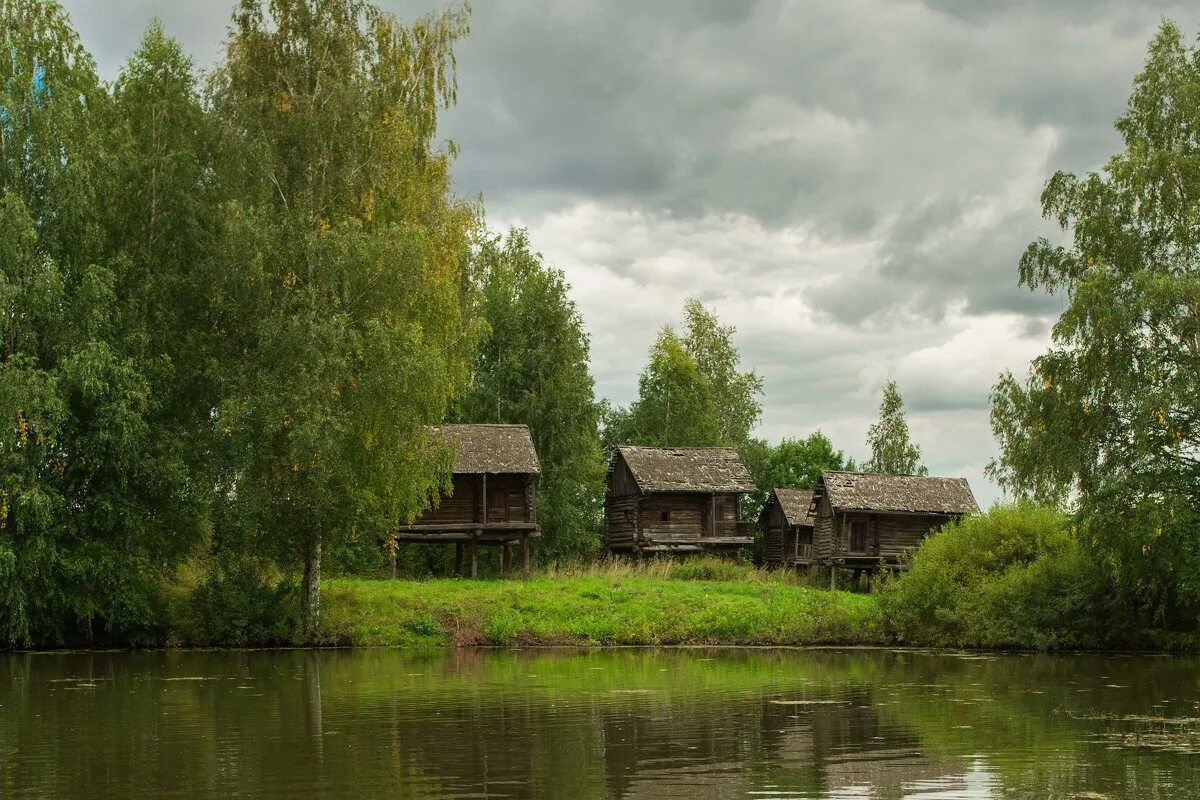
308,575,885,647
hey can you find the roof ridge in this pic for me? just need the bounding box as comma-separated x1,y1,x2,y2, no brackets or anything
434,422,529,427
618,444,738,451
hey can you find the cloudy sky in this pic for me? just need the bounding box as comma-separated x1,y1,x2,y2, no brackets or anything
64,0,1196,505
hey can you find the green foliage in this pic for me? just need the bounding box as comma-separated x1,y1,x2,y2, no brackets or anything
863,381,926,475
181,560,297,647
0,6,207,646
745,431,856,521
989,20,1200,632
208,0,476,636
605,299,763,449
457,229,605,561
317,575,883,647
879,504,1112,649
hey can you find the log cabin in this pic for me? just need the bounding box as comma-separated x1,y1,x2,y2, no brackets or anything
759,487,815,568
604,446,756,555
393,424,540,578
810,470,977,587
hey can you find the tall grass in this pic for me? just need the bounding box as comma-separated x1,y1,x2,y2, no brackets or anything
536,555,812,584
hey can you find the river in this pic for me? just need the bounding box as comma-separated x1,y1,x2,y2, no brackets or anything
2,648,1197,798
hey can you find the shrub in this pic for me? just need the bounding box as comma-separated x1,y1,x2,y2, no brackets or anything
179,560,297,646
879,502,1109,649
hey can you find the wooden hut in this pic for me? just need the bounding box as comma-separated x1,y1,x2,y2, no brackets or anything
393,424,540,578
810,470,977,586
604,446,756,555
759,487,815,568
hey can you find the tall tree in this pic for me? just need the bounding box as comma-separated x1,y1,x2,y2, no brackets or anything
760,432,856,492
745,431,856,523
605,299,763,450
1,5,205,644
457,228,605,560
863,381,926,475
208,0,476,636
989,20,1200,628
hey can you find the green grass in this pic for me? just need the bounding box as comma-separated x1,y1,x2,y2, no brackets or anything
316,567,884,647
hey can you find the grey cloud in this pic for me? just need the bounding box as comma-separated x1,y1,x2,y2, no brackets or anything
60,0,1193,504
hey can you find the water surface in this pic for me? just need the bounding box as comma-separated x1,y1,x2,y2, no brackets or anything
2,648,1198,798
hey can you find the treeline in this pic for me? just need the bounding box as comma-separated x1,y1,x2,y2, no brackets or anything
0,0,612,646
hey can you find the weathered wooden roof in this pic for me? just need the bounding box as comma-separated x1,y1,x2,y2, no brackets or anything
431,424,540,475
817,470,977,515
616,446,756,494
773,487,815,527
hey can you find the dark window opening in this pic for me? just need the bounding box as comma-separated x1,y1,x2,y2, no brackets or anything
660,510,671,522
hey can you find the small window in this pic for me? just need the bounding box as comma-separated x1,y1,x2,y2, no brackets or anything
623,510,633,521
660,510,671,522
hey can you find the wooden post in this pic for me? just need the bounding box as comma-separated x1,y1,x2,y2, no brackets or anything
388,551,397,580
454,542,463,576
501,542,511,578
472,474,482,525
520,534,530,580
710,495,716,538
809,564,819,581
469,533,478,579
830,565,838,591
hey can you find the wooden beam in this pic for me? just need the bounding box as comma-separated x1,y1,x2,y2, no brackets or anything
520,534,530,580
454,542,463,575
388,551,397,580
469,532,478,579
501,542,511,578
830,565,838,591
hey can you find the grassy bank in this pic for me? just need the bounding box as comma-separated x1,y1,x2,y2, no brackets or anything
311,566,884,647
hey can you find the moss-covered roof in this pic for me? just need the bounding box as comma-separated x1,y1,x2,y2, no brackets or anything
616,446,755,493
817,470,977,514
430,424,540,475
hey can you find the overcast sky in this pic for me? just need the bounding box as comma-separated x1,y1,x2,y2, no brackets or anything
63,0,1196,505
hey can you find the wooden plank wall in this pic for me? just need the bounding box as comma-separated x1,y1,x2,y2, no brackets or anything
639,494,707,542
486,473,530,523
607,456,639,496
828,510,953,564
814,494,836,561
604,495,639,550
762,502,786,565
417,474,480,525
412,473,536,526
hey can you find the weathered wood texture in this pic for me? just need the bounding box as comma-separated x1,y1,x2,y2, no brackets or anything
811,470,976,571
604,447,755,553
604,495,639,551
410,473,535,527
760,488,815,567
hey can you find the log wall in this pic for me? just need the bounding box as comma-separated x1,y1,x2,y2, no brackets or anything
604,495,639,551
415,473,534,526
816,506,955,567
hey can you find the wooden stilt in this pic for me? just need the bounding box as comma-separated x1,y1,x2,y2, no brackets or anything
454,542,463,576
501,542,511,578
809,564,819,581
388,551,397,580
520,534,530,580
469,534,478,579
830,565,838,591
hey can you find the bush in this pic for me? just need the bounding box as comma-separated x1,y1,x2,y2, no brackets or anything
879,502,1110,649
178,560,297,646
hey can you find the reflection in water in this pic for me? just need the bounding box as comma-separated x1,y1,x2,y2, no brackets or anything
1,648,1198,799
